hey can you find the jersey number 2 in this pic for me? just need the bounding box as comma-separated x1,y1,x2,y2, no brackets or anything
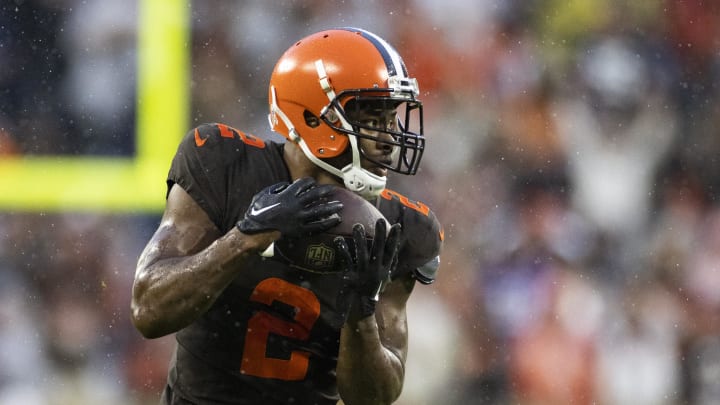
240,278,320,380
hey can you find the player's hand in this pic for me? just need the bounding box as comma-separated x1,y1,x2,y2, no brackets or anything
237,177,343,238
334,219,401,324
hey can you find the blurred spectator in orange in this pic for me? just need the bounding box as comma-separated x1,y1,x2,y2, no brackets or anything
510,268,599,405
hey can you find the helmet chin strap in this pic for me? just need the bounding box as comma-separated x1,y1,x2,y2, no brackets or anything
269,84,386,200
339,154,387,200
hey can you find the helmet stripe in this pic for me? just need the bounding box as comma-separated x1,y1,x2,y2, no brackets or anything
340,27,408,78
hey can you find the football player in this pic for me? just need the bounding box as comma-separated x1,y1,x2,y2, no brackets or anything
131,27,443,405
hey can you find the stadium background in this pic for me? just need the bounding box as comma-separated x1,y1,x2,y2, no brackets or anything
1,0,719,404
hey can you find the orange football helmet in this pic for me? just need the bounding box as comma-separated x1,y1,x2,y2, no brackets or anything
268,27,424,198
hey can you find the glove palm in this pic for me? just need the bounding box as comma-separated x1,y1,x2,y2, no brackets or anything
334,219,402,324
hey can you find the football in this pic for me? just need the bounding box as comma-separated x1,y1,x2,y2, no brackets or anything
272,186,387,273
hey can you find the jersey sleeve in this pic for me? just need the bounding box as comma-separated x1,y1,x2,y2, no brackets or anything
379,189,444,284
167,123,248,229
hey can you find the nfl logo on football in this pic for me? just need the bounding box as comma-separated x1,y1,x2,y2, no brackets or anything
305,244,335,270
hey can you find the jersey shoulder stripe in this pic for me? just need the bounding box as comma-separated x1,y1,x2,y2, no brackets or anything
190,123,267,150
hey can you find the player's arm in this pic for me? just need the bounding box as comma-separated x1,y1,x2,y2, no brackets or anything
131,178,342,339
332,221,409,404
131,184,278,338
336,270,414,405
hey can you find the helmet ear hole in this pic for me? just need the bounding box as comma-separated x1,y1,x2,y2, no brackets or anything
303,110,321,128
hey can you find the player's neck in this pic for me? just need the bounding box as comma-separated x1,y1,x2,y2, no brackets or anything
283,142,343,187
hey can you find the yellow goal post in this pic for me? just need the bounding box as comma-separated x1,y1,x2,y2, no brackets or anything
0,0,189,213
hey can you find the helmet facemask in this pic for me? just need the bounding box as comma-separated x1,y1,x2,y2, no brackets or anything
323,93,425,177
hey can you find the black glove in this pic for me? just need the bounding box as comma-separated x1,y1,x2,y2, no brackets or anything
334,219,402,324
237,177,343,238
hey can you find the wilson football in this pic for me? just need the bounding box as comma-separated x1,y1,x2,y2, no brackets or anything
272,186,387,273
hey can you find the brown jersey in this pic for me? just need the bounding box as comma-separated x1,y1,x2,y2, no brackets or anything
164,123,443,404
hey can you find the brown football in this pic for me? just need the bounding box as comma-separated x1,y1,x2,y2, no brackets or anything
273,186,387,273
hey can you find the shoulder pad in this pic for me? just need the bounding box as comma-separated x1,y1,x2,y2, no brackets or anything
378,188,444,283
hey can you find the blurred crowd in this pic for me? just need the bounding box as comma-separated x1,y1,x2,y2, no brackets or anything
1,0,720,404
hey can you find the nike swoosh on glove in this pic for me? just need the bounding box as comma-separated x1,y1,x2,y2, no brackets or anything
237,177,343,239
